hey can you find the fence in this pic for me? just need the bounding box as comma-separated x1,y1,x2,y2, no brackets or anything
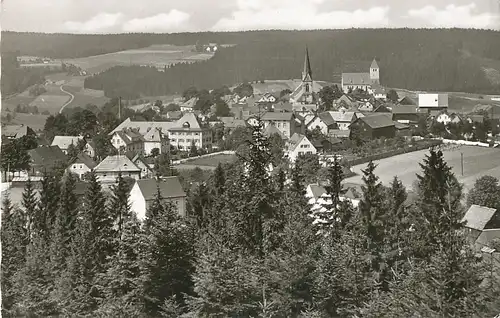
172,150,236,165
346,139,443,167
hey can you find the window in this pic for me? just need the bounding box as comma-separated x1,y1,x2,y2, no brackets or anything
80,165,83,169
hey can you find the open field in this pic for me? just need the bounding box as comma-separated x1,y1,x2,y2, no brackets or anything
343,145,500,194
29,93,70,114
175,154,237,170
60,44,214,74
2,113,50,132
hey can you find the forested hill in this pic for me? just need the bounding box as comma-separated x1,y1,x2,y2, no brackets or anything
4,29,500,96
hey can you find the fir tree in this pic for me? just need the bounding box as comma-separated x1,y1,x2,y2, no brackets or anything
36,172,60,242
289,162,305,196
22,177,38,242
358,160,387,290
109,172,132,239
190,182,212,229
2,196,28,313
212,162,225,197
143,183,195,314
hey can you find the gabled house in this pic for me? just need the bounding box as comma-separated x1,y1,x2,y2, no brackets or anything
435,112,452,125
264,123,288,140
449,113,463,124
51,136,83,154
392,105,427,124
371,84,386,100
358,101,375,112
179,97,198,112
257,92,279,104
68,153,97,180
84,139,97,158
373,104,392,113
168,112,212,150
305,183,327,201
142,127,169,155
110,129,145,154
129,177,187,221
335,94,356,109
28,146,68,176
418,93,449,112
350,114,396,140
127,153,155,179
329,110,358,130
307,112,337,135
285,133,316,163
462,205,500,248
94,155,142,183
261,112,302,139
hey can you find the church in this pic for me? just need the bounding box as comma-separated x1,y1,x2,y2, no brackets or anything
289,47,318,113
341,58,380,94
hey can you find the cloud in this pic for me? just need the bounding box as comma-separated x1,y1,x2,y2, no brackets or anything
122,10,191,32
408,3,499,29
212,0,390,31
64,12,124,33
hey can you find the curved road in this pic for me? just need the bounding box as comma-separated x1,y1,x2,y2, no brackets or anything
59,84,75,114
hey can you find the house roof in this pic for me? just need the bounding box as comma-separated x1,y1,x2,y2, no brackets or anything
110,118,178,135
135,177,186,201
462,205,498,231
356,114,395,129
370,59,379,69
169,112,204,131
143,127,163,142
394,122,410,130
115,130,145,144
261,112,294,121
342,73,371,85
70,153,97,169
302,47,313,82
392,105,425,115
307,184,326,200
94,155,141,173
328,130,351,138
328,111,356,123
180,97,198,109
373,104,392,113
2,124,29,138
51,136,83,150
28,146,67,168
287,133,310,152
318,112,337,127
218,117,247,129
398,96,417,105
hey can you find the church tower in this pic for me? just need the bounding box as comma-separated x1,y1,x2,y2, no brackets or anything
370,58,380,84
301,47,313,103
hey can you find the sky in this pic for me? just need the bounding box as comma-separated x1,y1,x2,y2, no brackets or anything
1,0,499,33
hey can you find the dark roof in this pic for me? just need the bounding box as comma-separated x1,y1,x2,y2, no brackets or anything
318,112,336,127
398,96,417,105
462,205,498,231
28,146,67,166
302,47,313,82
392,105,424,114
357,114,395,129
308,184,326,200
262,112,294,121
136,177,186,201
394,122,410,130
71,153,97,169
373,104,391,113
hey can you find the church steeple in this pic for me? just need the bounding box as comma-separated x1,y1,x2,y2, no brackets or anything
302,46,313,82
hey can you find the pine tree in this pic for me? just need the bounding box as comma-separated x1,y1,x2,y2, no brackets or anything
109,172,132,239
36,172,60,242
359,160,387,290
289,162,305,196
190,182,212,229
274,167,286,193
2,196,28,313
143,183,195,314
22,177,38,243
212,162,225,197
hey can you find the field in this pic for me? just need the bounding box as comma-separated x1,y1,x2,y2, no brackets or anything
61,44,214,74
343,145,500,194
175,154,237,170
2,113,50,132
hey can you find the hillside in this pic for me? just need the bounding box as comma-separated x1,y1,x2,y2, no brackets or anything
3,29,500,98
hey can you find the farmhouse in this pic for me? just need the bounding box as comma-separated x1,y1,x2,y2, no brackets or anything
341,58,380,93
129,177,187,221
462,205,500,249
94,155,142,183
68,153,97,180
350,114,396,140
168,112,212,150
28,146,67,176
51,136,83,154
285,133,316,163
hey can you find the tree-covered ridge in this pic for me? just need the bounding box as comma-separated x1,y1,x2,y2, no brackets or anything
81,29,500,97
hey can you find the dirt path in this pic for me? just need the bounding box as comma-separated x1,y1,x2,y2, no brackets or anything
59,84,75,114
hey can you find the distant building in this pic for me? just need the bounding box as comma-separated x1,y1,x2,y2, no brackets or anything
307,112,338,135
111,129,145,154
392,105,427,124
328,110,359,131
1,124,35,141
28,146,68,176
462,205,500,249
260,112,303,139
418,93,449,112
84,139,97,158
129,177,187,221
179,97,198,112
94,155,142,183
68,153,97,180
285,133,316,163
341,58,379,93
289,47,318,110
50,136,83,154
350,113,396,140
168,112,212,150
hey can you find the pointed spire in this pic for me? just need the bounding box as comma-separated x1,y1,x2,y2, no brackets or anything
302,46,312,82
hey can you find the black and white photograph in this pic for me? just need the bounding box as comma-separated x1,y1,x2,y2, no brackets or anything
1,0,500,316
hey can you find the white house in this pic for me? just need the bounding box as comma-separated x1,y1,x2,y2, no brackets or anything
436,112,452,125
142,127,169,155
329,110,358,131
67,153,97,180
51,136,83,154
418,93,449,112
93,155,142,183
111,129,145,154
371,84,386,100
129,177,187,222
168,112,212,150
257,92,279,104
84,140,96,158
307,112,337,135
285,133,317,163
260,112,302,139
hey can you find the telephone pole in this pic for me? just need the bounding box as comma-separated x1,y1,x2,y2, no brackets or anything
118,96,122,121
461,152,464,176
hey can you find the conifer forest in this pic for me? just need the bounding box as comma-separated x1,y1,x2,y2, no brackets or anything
2,120,500,317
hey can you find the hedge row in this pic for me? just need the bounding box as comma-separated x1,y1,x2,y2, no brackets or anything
346,139,443,167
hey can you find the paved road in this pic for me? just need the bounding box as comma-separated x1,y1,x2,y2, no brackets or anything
59,84,75,114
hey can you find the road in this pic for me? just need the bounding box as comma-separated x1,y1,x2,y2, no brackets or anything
59,84,75,114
